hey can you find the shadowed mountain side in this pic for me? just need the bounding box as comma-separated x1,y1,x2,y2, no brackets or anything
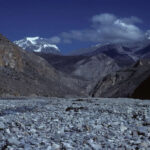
36,53,120,81
90,59,150,99
135,44,150,59
132,76,150,99
0,34,87,97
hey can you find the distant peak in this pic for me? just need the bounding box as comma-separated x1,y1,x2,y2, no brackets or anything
14,36,61,54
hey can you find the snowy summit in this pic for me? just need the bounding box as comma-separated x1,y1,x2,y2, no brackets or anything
14,37,60,54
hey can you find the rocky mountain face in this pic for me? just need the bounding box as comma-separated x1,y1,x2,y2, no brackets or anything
0,34,86,97
14,37,60,54
90,59,150,99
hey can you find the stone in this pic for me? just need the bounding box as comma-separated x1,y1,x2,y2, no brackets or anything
6,128,11,134
0,122,5,130
46,146,52,150
137,127,147,135
140,141,149,148
7,137,20,146
120,125,127,132
51,143,60,149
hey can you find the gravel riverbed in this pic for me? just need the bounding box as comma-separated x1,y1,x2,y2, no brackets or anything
0,98,150,150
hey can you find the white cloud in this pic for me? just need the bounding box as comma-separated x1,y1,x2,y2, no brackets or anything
145,30,150,39
59,13,146,44
48,36,61,44
121,16,143,24
92,13,117,24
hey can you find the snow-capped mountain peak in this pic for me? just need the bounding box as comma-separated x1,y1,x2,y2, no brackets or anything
26,37,40,44
14,36,60,54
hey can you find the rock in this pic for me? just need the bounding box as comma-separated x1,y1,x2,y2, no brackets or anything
137,127,147,135
120,124,127,132
140,142,149,148
51,143,60,149
62,142,73,149
0,122,5,130
46,146,52,150
30,128,36,133
145,118,150,125
7,137,20,146
24,144,32,150
6,128,11,134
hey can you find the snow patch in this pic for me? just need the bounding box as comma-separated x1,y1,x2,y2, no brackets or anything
34,46,42,52
43,44,59,50
26,37,39,44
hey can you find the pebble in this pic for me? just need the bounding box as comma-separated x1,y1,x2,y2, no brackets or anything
0,98,149,149
0,122,5,130
7,137,20,145
120,124,127,132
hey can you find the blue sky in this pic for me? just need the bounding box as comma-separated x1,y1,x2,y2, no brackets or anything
0,0,150,53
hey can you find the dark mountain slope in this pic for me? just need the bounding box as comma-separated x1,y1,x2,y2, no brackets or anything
36,53,120,81
132,75,150,99
90,59,150,99
35,53,87,75
0,34,86,97
135,44,150,59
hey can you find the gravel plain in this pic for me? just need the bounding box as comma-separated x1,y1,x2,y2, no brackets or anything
0,97,150,150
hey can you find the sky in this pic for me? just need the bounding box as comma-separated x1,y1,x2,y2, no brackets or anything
0,0,150,53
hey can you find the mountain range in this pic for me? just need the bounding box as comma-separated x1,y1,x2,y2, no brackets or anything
0,34,149,99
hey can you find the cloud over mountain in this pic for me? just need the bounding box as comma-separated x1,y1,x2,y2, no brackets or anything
16,13,149,46
59,13,146,44
49,36,61,44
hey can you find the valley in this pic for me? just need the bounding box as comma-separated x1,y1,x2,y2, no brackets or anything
1,1,150,149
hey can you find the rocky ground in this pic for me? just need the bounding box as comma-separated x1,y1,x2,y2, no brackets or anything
0,98,150,150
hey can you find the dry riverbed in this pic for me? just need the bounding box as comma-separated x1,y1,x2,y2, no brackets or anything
0,98,150,150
